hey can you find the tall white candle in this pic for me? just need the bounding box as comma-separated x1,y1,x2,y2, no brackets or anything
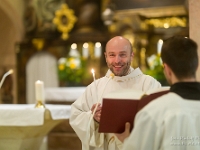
157,39,163,55
91,68,99,104
94,42,102,58
82,42,89,58
35,80,45,102
91,68,96,81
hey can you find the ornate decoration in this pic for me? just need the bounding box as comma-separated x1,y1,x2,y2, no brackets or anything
144,17,187,28
53,4,77,40
32,38,45,50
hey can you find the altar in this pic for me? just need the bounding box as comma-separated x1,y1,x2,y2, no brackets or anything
0,104,71,150
44,87,86,104
44,87,85,150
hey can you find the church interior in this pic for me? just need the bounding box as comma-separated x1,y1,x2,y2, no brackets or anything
0,0,199,149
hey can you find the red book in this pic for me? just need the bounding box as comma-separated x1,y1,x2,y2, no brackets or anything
98,89,169,133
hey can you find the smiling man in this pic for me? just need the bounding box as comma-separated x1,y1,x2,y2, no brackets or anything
105,36,133,76
69,36,161,150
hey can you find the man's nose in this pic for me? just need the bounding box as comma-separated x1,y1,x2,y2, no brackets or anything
114,55,121,63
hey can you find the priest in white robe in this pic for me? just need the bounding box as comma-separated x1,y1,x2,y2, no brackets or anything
70,36,161,150
117,36,200,150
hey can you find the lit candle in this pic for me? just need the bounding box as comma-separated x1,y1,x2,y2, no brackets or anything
91,68,96,81
94,42,102,58
157,39,163,55
91,68,99,103
35,80,45,102
82,42,89,58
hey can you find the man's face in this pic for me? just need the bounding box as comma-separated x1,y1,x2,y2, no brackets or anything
105,44,133,76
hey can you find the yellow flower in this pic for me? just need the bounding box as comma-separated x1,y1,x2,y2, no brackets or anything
59,64,65,71
69,63,76,69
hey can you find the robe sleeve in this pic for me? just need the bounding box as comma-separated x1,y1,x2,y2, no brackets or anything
122,110,162,150
69,84,105,149
142,75,162,92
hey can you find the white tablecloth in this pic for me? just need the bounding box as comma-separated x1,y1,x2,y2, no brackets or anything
44,87,86,102
0,104,71,150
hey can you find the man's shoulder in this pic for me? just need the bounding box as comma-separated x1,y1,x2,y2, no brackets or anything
142,74,158,80
141,92,180,112
140,74,161,88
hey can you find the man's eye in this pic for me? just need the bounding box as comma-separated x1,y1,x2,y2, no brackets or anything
109,54,115,57
120,54,127,57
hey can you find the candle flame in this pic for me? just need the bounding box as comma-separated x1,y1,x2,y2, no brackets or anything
8,69,13,74
91,69,95,74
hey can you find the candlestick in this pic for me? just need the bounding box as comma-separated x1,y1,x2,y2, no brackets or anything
35,80,45,108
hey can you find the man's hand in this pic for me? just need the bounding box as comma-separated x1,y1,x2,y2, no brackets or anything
115,122,131,143
91,103,102,123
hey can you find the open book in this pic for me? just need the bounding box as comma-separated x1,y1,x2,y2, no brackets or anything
98,87,169,133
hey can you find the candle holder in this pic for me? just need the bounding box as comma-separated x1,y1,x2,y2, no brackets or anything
35,100,45,108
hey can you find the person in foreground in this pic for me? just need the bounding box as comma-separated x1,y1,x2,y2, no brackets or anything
116,36,200,150
69,36,161,150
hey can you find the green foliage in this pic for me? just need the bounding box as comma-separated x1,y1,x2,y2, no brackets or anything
145,54,167,84
58,57,90,86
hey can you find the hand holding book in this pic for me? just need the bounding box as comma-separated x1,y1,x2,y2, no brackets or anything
98,87,169,133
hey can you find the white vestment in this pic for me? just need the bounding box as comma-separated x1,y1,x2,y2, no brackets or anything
70,67,161,150
123,92,200,150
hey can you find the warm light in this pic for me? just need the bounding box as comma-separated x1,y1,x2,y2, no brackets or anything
91,68,96,80
95,42,101,48
83,43,89,48
157,39,163,55
94,42,102,58
71,43,77,49
158,39,163,45
91,69,95,74
164,23,169,28
8,69,14,74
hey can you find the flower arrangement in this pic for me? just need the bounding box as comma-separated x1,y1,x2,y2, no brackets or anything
145,54,167,85
58,56,89,86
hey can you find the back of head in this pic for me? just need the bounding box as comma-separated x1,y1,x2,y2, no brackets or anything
161,36,198,79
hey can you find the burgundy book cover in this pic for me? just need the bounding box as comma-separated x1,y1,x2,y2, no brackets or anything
98,90,169,133
99,98,139,133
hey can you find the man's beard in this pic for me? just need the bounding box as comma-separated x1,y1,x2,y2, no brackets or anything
109,61,131,76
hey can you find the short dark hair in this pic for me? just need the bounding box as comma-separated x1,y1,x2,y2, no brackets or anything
161,36,198,79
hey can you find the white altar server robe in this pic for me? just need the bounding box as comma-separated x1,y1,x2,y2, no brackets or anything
123,92,200,150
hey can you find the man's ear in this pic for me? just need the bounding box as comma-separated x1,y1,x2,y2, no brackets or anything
164,63,172,77
131,52,134,60
131,52,134,57
104,52,107,58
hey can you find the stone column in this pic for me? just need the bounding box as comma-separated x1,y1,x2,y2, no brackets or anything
189,0,200,81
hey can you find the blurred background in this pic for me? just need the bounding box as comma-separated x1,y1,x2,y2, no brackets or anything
1,0,198,149
0,0,189,104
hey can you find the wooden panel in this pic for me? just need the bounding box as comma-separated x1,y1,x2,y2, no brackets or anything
48,133,81,150
48,119,82,150
113,0,186,10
